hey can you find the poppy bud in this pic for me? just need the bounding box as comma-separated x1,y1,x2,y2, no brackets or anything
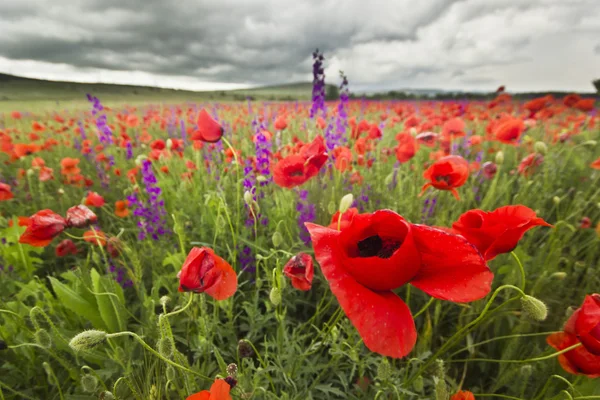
135,155,148,167
100,391,115,400
413,376,424,392
534,141,547,155
159,295,171,307
57,188,65,196
243,190,254,205
42,362,54,384
226,363,238,377
166,365,176,381
256,175,268,183
65,205,97,228
35,329,52,349
237,339,254,358
495,151,504,165
26,168,35,177
551,272,567,280
553,196,561,205
271,231,283,248
157,337,174,359
30,306,49,330
69,330,107,352
166,138,173,150
339,193,354,213
81,374,98,393
434,376,448,400
521,295,548,321
269,287,282,306
376,358,392,381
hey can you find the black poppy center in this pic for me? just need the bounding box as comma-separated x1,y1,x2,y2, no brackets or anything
436,175,452,184
357,235,401,259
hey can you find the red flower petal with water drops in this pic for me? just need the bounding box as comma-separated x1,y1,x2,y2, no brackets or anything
283,253,314,291
178,247,237,300
306,222,417,358
192,110,224,143
452,205,551,261
19,210,67,247
409,224,493,302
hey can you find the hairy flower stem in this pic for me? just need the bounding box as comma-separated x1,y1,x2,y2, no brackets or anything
449,342,581,363
510,251,527,291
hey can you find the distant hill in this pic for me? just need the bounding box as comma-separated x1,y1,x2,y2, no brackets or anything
0,73,336,102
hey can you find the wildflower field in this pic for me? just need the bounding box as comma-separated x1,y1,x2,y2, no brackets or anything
1,58,600,400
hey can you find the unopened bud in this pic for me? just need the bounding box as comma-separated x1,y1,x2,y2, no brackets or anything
327,200,337,215
271,231,283,248
495,151,504,165
534,141,547,155
159,296,171,307
520,364,533,379
135,155,148,167
57,188,65,196
269,287,282,306
26,168,35,177
166,138,173,150
237,339,254,358
69,330,107,352
376,358,392,381
166,365,176,381
30,306,48,330
434,376,448,400
157,338,174,359
551,272,567,280
81,374,98,393
243,190,254,205
339,193,354,213
35,329,52,349
553,196,561,205
521,295,548,321
413,375,424,392
99,391,115,400
256,175,268,183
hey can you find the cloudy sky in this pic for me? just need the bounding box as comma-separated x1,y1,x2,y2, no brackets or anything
0,0,599,93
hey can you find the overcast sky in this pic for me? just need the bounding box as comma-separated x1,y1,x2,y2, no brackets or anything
0,0,599,93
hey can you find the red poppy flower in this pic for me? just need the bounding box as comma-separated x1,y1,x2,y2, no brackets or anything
274,116,287,130
114,200,129,218
186,379,232,400
328,208,359,231
19,210,67,247
306,209,493,358
0,183,14,201
547,294,600,377
451,391,476,400
481,162,497,179
55,239,78,257
421,155,470,200
442,118,465,138
395,133,418,163
494,117,525,145
191,110,224,142
273,136,328,188
66,205,98,228
283,253,314,291
580,217,592,229
518,153,543,178
85,192,105,207
563,93,581,107
178,247,237,300
590,157,600,170
451,205,551,261
574,99,595,112
415,132,438,147
83,230,107,246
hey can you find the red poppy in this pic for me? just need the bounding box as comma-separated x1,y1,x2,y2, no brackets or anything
328,208,359,231
563,93,581,107
442,118,465,138
85,192,105,207
191,110,224,142
83,230,107,247
55,239,78,257
0,183,14,201
114,200,129,218
19,210,67,247
186,379,232,400
395,133,418,163
547,294,600,377
305,209,493,358
274,116,288,130
580,217,592,229
591,157,600,170
38,166,54,182
66,205,98,228
481,162,497,179
178,247,237,300
421,155,470,200
273,136,327,188
283,253,314,291
451,391,476,400
574,99,595,112
415,132,438,147
494,118,524,145
451,205,551,261
518,153,543,177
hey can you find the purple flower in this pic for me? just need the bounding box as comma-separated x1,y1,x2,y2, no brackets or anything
296,189,316,246
87,94,113,145
310,49,327,120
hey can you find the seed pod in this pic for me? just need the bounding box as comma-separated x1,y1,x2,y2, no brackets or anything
81,374,99,393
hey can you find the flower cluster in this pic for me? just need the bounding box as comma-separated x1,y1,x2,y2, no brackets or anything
86,94,113,145
127,160,170,240
309,49,326,120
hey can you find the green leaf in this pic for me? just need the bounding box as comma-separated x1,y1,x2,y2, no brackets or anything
90,268,126,333
48,277,106,329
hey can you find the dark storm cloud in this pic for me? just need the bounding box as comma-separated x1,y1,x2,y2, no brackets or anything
0,0,599,91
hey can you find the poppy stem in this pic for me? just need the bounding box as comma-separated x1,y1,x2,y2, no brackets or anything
413,297,435,318
105,331,211,381
448,331,561,358
510,251,526,291
163,293,194,318
448,342,582,363
534,374,575,400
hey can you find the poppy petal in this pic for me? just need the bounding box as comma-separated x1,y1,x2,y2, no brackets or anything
576,295,600,355
186,391,211,400
409,224,493,302
208,379,232,400
194,109,224,142
306,222,417,358
203,256,238,301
